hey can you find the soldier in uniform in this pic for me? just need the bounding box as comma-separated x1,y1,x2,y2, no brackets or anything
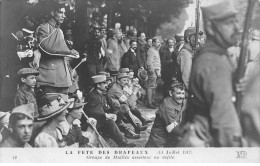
176,27,196,90
0,104,34,148
83,75,136,147
15,68,39,117
108,73,152,129
180,1,242,147
146,81,186,147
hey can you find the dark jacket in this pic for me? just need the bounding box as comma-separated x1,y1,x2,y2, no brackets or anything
159,46,177,79
62,124,89,147
36,18,72,87
185,40,242,147
84,38,103,65
146,97,184,147
121,49,139,74
83,89,110,127
136,40,147,68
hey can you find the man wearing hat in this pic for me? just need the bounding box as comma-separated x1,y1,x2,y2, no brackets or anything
108,73,152,130
181,1,242,147
146,81,186,147
36,2,79,95
176,27,196,90
0,103,34,147
105,28,123,74
84,75,136,147
15,68,39,117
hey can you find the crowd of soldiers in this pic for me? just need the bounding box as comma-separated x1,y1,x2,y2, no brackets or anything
0,0,259,148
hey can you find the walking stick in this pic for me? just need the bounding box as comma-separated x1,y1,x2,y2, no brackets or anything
71,57,87,75
82,111,110,147
235,0,257,116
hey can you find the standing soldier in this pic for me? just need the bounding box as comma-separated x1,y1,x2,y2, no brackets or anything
180,1,242,147
176,27,196,91
146,37,161,109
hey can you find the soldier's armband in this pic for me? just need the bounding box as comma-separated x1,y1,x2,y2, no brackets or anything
166,121,178,133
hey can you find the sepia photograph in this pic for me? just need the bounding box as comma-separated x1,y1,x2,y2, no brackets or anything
0,0,260,163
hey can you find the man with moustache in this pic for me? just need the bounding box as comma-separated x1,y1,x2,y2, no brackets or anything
0,104,34,148
83,75,136,147
81,26,104,92
146,81,186,147
136,32,148,70
180,1,242,147
160,38,178,97
121,40,139,77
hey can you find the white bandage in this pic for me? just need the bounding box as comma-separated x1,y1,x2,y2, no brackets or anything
119,95,127,102
166,121,178,133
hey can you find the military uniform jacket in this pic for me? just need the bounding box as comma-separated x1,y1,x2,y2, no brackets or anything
36,18,72,87
14,84,38,117
84,89,109,123
146,97,184,147
177,43,194,89
186,40,242,147
105,38,121,71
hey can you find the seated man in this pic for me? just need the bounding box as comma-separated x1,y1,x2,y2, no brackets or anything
145,81,185,147
103,70,146,135
83,75,136,147
0,104,34,148
108,73,153,128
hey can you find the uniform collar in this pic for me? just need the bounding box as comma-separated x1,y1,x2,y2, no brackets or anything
166,96,183,111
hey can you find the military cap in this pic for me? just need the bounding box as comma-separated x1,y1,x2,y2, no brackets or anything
17,68,39,77
99,71,111,78
184,27,196,38
92,75,107,84
175,35,184,42
201,1,237,21
12,103,35,120
170,80,185,91
117,72,129,79
119,68,130,73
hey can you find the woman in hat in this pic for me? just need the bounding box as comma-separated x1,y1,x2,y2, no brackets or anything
58,100,90,147
34,94,71,147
